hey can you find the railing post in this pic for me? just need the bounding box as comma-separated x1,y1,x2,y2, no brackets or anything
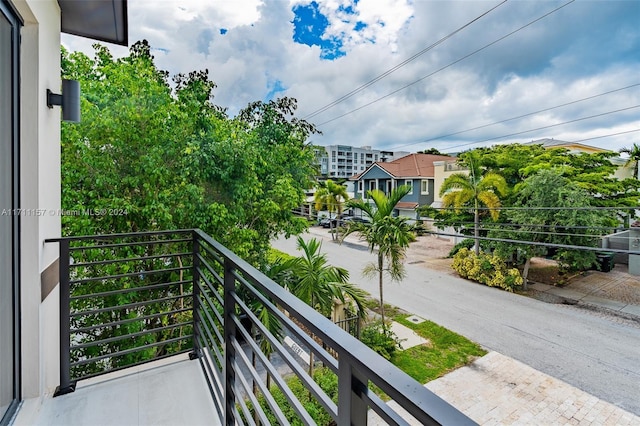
337,355,368,425
223,257,236,426
189,231,201,360
54,239,75,396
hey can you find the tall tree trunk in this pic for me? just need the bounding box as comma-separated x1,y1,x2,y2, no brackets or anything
522,257,531,290
378,253,385,329
329,211,335,241
474,205,480,256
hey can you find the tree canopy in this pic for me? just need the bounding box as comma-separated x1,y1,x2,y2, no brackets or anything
490,169,615,286
439,152,508,255
61,40,319,265
465,143,640,207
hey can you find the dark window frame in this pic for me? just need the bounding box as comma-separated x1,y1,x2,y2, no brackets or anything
0,1,21,424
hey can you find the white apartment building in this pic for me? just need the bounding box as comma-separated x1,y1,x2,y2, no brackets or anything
323,145,409,178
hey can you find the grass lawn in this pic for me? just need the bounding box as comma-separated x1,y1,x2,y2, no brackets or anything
389,314,486,384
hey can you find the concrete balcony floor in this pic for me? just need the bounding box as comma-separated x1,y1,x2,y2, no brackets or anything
14,355,220,426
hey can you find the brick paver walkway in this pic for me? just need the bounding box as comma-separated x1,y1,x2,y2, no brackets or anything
369,352,639,425
427,352,639,425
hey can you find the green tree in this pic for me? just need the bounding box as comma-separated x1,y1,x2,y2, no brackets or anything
439,153,508,255
314,179,349,240
344,185,414,328
59,41,320,374
418,147,444,155
61,41,318,266
284,237,366,318
491,170,615,288
619,143,640,179
470,143,640,208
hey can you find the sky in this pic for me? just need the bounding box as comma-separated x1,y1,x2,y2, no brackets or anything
61,0,640,155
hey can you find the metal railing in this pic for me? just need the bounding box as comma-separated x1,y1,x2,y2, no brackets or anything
48,229,473,425
335,316,361,339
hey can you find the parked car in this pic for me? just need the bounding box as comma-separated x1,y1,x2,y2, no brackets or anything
321,215,369,228
341,216,368,224
320,217,337,228
320,214,366,228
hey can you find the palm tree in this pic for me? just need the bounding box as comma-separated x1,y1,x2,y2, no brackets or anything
439,156,508,255
285,236,366,318
314,179,349,240
343,185,414,328
619,143,640,179
284,236,366,376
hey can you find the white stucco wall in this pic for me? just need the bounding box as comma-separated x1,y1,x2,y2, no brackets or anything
13,0,62,399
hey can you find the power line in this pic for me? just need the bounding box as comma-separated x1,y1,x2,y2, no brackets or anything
425,230,640,255
316,0,576,126
572,129,640,144
390,83,640,150
433,221,631,232
302,0,509,120
442,105,640,151
431,205,639,211
475,227,613,240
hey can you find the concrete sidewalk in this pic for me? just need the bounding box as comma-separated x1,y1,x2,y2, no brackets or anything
369,352,640,425
529,265,640,319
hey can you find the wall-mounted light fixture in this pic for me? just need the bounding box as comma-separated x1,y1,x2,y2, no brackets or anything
47,79,81,123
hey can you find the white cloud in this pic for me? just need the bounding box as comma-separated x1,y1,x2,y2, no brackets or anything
62,0,640,154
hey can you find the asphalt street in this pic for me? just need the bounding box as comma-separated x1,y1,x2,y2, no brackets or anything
272,233,640,415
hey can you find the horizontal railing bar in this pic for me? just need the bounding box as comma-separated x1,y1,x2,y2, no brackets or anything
71,251,192,268
45,229,194,243
361,384,411,426
233,296,338,420
194,319,223,368
340,349,474,426
232,316,329,424
69,266,191,285
232,358,271,426
234,377,258,426
196,356,223,422
71,279,191,301
196,240,225,266
71,349,192,383
71,321,192,350
232,338,293,426
71,307,191,334
196,283,224,331
194,229,471,425
70,293,191,318
196,254,223,282
231,274,338,372
195,300,223,351
67,237,193,252
71,334,191,368
196,256,224,292
196,273,224,317
196,339,224,408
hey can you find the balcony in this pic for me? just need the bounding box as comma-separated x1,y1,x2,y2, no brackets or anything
27,230,471,425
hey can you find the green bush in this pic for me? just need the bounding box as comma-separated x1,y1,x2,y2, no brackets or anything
360,322,401,360
414,220,428,236
246,368,338,426
448,238,476,257
451,248,523,292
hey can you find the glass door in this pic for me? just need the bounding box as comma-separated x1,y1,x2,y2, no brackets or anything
0,1,20,423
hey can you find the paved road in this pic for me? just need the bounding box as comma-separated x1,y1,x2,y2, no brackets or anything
272,232,640,415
